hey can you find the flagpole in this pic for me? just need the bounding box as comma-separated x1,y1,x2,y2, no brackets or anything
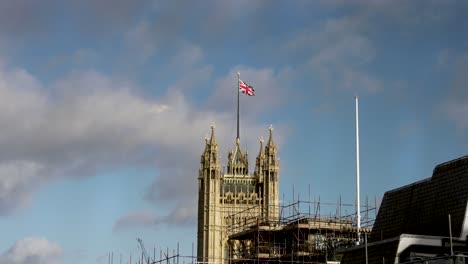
237,72,240,140
355,96,361,245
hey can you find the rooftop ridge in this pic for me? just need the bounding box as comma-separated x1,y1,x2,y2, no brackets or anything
385,155,468,195
384,177,431,195
433,155,468,174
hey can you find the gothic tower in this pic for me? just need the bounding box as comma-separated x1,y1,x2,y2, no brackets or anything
197,124,222,263
255,125,280,221
197,124,280,264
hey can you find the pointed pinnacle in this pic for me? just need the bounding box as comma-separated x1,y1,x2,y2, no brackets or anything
209,123,216,144
267,125,274,146
258,137,265,156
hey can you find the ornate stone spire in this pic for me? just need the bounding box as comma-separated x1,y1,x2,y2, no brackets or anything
209,123,216,145
200,123,219,169
264,125,278,171
258,137,264,155
265,125,277,161
262,125,279,221
266,124,275,147
255,137,265,179
227,137,249,175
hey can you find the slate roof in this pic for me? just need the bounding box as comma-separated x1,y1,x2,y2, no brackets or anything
369,155,468,242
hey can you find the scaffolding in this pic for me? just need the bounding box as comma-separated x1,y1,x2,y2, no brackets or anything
226,198,376,263
107,197,377,264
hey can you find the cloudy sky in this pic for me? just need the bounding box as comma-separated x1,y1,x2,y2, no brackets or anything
0,0,467,263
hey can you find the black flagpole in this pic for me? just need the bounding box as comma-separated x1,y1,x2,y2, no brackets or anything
237,72,240,140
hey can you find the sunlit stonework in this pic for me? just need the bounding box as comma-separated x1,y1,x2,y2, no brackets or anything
197,124,279,263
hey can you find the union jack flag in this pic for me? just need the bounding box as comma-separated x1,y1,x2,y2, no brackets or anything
239,79,255,96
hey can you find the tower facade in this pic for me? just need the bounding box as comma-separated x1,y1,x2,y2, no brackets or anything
197,125,280,263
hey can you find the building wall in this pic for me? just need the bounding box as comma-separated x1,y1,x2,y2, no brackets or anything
340,239,399,264
197,126,279,263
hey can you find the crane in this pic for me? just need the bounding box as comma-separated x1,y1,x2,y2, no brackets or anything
136,238,151,264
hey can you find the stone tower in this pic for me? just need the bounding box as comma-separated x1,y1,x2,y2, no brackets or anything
197,124,222,263
258,126,280,221
197,124,280,264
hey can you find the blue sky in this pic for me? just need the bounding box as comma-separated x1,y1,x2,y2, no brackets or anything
0,1,467,263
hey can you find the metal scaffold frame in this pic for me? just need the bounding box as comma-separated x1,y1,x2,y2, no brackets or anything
226,198,377,264
106,196,377,264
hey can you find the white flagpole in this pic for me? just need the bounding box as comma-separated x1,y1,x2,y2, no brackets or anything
355,96,361,244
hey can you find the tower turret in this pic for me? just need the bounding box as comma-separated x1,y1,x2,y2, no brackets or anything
199,124,220,180
262,125,280,221
255,137,265,183
227,138,249,176
197,123,281,264
197,124,222,263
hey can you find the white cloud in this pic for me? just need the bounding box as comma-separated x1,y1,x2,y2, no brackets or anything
143,65,289,205
113,210,161,232
0,237,62,264
0,60,286,215
288,15,383,95
0,161,44,214
289,1,467,97
207,66,290,114
310,33,382,94
166,63,213,94
113,201,198,232
166,204,197,226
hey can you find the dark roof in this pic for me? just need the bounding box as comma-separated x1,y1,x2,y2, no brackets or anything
369,155,468,242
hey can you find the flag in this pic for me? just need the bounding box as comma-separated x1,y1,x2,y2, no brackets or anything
239,79,255,96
